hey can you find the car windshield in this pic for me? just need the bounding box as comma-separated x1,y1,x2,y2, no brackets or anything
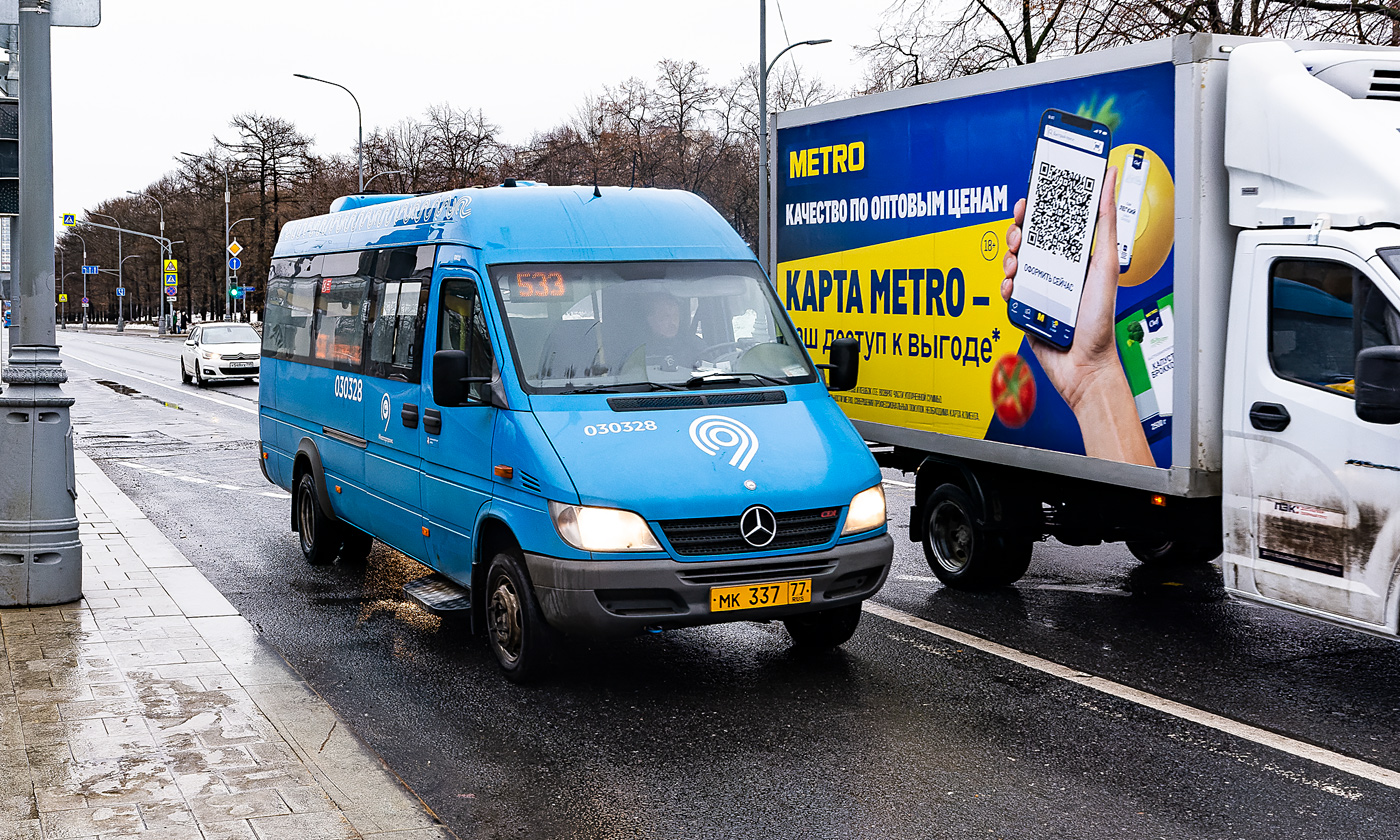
490,261,817,393
201,325,260,344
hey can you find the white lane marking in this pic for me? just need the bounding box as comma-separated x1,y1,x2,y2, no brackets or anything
883,478,915,488
862,601,1400,793
61,349,259,415
216,484,242,491
261,491,291,499
896,574,938,583
177,476,209,484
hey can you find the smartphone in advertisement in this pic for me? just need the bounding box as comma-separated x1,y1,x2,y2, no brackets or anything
1007,109,1111,349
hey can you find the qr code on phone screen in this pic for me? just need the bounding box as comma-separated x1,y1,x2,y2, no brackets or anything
1026,161,1094,262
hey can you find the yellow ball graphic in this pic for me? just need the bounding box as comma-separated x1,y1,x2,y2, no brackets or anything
1108,144,1174,287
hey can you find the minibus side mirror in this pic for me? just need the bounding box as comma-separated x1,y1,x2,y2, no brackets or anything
1356,345,1400,424
817,337,859,391
432,349,493,407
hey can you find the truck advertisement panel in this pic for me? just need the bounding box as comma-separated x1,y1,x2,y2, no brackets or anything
777,64,1176,468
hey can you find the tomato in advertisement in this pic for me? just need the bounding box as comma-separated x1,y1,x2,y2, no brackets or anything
991,354,1036,429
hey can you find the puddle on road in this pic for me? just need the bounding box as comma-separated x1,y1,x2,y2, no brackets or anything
95,379,184,410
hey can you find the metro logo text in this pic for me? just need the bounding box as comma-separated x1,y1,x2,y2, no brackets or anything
789,142,865,178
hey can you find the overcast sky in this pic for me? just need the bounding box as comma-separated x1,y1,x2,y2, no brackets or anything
46,0,891,221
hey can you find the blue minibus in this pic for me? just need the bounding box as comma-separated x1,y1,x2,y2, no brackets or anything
258,183,893,680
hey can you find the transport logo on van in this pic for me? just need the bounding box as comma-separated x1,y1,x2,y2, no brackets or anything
689,415,759,471
334,375,363,403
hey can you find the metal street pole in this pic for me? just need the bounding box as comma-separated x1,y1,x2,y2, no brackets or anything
756,3,830,276
71,231,87,330
0,0,82,605
127,190,165,334
293,73,363,192
227,217,252,321
56,247,63,328
178,152,231,320
92,210,122,330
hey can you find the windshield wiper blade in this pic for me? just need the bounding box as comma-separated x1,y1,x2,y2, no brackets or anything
684,371,788,388
561,381,687,394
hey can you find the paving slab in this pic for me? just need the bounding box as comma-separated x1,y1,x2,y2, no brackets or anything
0,450,454,839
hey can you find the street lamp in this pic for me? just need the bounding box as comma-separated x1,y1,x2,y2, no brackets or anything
127,190,169,335
363,169,404,192
178,152,234,319
758,5,830,274
68,231,88,330
90,211,124,331
294,73,363,192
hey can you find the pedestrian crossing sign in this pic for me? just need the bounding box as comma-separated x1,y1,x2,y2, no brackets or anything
164,259,178,273
61,213,76,226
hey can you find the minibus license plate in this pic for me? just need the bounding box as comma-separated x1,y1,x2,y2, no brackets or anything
710,579,811,612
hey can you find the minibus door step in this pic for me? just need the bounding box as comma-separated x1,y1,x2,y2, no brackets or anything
403,574,473,614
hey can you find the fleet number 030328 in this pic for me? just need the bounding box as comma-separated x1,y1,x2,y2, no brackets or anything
710,579,812,612
584,420,658,436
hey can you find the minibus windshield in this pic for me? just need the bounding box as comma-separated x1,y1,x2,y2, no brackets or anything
490,261,818,393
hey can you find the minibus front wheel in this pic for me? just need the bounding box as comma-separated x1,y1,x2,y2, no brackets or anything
485,552,559,682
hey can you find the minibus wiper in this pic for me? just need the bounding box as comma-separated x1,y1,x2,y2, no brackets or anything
561,381,687,394
684,371,788,388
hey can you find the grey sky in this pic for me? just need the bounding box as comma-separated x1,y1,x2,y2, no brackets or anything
48,0,887,220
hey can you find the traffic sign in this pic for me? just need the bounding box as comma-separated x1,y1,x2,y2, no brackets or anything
163,273,178,287
81,296,89,305
81,265,97,275
115,287,125,297
61,213,76,227
241,285,255,291
58,293,67,302
163,258,178,273
229,256,242,271
228,240,242,257
166,293,177,301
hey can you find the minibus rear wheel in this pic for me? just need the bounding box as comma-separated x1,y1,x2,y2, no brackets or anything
485,552,558,682
296,473,341,566
783,603,862,650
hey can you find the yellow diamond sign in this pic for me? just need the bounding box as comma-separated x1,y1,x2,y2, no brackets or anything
228,240,242,257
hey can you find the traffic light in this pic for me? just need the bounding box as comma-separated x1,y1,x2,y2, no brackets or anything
0,97,16,216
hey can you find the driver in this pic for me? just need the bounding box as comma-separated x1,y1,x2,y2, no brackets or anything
641,293,704,371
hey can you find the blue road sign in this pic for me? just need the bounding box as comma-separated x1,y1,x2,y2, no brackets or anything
228,256,242,271
230,287,244,299
115,287,125,297
81,297,89,305
81,265,97,275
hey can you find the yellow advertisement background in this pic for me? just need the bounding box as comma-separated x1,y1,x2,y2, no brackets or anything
781,220,1022,439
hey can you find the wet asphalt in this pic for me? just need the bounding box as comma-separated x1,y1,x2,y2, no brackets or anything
52,329,1400,839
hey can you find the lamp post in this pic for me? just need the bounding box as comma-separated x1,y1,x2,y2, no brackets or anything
69,232,87,330
294,73,363,192
127,190,167,335
91,211,123,330
55,246,64,329
60,272,76,328
178,152,232,319
757,3,830,275
363,169,404,192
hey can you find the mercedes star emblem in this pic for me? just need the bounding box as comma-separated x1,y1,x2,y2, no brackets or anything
739,505,777,548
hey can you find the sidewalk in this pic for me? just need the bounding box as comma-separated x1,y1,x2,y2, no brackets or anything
0,452,454,840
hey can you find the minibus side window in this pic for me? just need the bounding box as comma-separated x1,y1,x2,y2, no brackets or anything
264,257,320,361
439,278,494,403
365,246,433,383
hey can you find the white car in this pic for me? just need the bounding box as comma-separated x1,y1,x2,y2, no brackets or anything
180,323,261,386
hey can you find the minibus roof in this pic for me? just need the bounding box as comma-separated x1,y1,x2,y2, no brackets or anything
272,184,755,265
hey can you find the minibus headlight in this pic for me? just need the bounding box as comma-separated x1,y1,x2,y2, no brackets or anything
841,484,886,535
548,501,661,552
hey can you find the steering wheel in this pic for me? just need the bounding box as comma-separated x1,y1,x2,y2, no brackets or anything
697,339,757,362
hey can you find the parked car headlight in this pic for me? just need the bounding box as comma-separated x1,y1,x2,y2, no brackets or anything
841,484,886,535
201,350,218,360
548,501,661,552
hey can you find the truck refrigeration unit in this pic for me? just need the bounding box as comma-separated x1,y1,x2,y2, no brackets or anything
773,35,1400,637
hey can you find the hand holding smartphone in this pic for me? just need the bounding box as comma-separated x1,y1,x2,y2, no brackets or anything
1006,109,1112,349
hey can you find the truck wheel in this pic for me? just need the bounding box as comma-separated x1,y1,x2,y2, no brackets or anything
295,473,341,566
783,603,862,650
485,552,558,683
923,484,1032,589
1127,534,1221,566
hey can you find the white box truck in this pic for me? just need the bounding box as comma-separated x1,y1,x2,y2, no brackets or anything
773,35,1400,637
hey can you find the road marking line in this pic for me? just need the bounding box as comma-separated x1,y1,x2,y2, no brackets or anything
216,484,242,491
882,478,915,487
60,349,259,415
862,600,1400,792
261,492,291,499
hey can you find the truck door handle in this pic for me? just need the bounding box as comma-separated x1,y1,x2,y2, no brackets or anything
1249,401,1291,432
401,403,420,428
423,408,442,435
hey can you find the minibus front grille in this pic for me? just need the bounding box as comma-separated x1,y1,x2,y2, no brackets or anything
676,558,838,585
660,507,839,557
608,390,786,412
